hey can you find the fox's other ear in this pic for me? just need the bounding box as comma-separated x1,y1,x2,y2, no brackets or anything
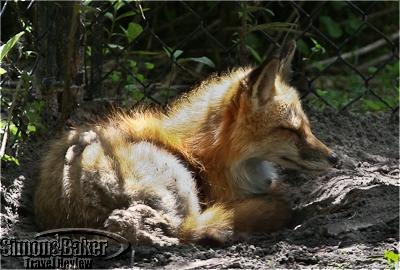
244,40,296,108
277,40,296,82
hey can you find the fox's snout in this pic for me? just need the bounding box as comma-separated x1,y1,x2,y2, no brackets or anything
264,124,339,174
294,132,339,173
327,152,339,165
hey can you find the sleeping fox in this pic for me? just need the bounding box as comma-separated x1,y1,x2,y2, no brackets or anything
34,40,338,246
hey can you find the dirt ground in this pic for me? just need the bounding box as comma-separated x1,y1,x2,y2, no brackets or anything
1,103,399,269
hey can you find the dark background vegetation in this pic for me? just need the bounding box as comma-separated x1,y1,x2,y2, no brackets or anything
1,0,399,166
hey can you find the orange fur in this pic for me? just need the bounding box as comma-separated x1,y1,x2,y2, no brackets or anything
34,41,338,246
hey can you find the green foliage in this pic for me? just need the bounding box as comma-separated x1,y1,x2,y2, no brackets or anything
308,61,399,113
372,250,399,269
0,31,24,75
1,28,42,165
1,153,20,166
102,0,149,45
118,22,143,43
234,1,397,114
109,58,151,103
299,37,326,70
237,3,294,64
91,0,217,105
163,47,215,68
319,16,343,38
318,1,365,40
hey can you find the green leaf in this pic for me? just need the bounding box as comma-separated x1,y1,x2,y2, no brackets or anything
310,37,318,45
312,62,325,71
163,47,172,58
127,22,143,42
129,60,137,67
24,111,37,124
173,50,183,59
27,124,36,134
163,47,183,59
319,16,343,38
316,89,328,97
347,11,361,30
145,62,154,70
178,56,215,68
368,67,378,73
114,8,149,21
248,22,295,33
132,91,144,100
309,38,326,54
1,154,20,166
116,11,139,21
386,62,399,75
364,100,382,110
127,75,135,84
296,39,310,55
125,84,138,92
384,250,399,263
0,120,7,131
35,100,45,111
104,12,114,21
0,31,25,61
332,1,347,11
23,50,37,59
246,45,263,63
136,73,145,82
20,71,32,82
77,4,99,14
110,71,121,82
107,43,124,50
115,1,126,11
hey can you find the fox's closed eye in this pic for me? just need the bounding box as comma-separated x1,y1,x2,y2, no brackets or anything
280,127,298,133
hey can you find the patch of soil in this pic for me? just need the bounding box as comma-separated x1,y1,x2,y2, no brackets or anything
1,104,399,269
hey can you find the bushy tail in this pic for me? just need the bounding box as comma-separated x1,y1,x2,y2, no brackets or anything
180,184,291,246
180,205,233,247
231,198,291,239
232,183,291,239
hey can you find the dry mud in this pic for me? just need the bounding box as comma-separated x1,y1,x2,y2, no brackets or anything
1,104,399,269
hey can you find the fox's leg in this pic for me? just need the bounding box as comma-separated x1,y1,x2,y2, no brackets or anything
232,183,291,239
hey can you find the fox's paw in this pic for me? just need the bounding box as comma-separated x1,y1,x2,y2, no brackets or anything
104,204,179,246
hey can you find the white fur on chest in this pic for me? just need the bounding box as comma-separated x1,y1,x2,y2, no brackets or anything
231,158,277,195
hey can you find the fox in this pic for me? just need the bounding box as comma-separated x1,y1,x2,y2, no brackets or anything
34,40,339,246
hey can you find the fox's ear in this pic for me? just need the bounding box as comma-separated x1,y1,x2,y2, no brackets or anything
244,40,296,108
277,40,296,82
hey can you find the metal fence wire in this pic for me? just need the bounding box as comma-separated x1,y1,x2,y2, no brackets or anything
1,0,399,123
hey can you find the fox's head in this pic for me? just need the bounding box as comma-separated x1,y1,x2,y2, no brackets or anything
233,40,338,174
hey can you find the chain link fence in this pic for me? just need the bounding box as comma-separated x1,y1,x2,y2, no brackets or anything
0,1,398,158
86,1,399,113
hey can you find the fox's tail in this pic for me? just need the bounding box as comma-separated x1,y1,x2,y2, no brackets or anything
180,204,233,246
180,184,291,246
231,199,291,240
